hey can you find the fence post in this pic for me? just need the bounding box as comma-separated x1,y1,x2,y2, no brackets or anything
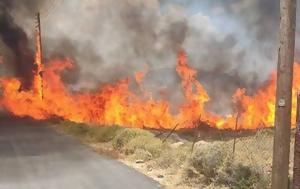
293,93,300,189
271,0,297,188
232,113,239,159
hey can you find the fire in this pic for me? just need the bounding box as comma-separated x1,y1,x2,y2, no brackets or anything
0,49,300,130
134,71,146,86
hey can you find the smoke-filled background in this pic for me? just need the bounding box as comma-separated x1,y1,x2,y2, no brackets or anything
0,0,299,115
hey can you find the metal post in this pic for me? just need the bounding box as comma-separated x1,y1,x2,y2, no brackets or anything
293,93,300,189
271,0,297,188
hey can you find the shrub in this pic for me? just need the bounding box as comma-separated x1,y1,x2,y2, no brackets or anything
125,135,165,158
190,142,230,179
88,126,122,142
182,141,268,188
112,128,153,150
217,163,268,189
129,149,153,161
156,145,190,169
62,121,90,137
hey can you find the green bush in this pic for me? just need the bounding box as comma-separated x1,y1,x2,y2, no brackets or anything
60,121,123,142
125,135,165,158
157,145,190,169
190,142,230,179
182,141,268,188
88,126,122,142
61,121,90,137
129,149,153,161
217,163,268,189
112,128,153,150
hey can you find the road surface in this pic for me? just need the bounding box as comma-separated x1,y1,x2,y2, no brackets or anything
0,117,162,189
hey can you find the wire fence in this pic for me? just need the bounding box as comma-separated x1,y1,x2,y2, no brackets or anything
219,129,295,185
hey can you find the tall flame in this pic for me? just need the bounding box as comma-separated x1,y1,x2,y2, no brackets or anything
0,49,300,130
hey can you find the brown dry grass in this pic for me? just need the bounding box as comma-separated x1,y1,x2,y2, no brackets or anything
54,121,296,189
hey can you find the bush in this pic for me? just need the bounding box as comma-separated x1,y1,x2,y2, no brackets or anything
217,163,268,189
156,145,190,169
182,141,268,188
88,126,121,142
190,142,230,179
128,149,153,161
60,121,123,142
61,121,90,137
112,128,153,150
125,135,165,158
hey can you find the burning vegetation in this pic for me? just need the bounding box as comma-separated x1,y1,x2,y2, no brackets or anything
0,0,299,131
1,46,300,130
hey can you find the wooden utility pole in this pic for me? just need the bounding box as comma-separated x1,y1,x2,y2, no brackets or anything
271,0,297,188
294,93,300,189
33,12,43,100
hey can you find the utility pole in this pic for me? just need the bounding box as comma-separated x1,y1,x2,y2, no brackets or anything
271,0,297,188
294,93,300,189
33,12,43,100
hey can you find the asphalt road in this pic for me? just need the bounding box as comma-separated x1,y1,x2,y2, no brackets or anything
0,117,162,189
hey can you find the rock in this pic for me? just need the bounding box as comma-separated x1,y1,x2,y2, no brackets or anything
157,174,164,178
170,141,184,149
147,165,153,172
135,159,145,164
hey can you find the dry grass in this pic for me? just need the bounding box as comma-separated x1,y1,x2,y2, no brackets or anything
55,121,294,189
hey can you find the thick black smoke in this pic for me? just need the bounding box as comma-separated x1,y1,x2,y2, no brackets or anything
0,0,34,89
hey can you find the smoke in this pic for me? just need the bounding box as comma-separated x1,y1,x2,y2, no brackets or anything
0,0,34,89
1,0,299,114
0,0,50,89
171,0,299,113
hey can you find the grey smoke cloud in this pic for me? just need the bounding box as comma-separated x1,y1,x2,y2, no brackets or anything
1,0,299,114
0,0,35,89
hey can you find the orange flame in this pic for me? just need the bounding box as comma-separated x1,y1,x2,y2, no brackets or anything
134,71,146,86
0,50,300,130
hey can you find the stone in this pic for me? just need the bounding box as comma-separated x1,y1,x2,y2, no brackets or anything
157,174,164,178
135,159,145,164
